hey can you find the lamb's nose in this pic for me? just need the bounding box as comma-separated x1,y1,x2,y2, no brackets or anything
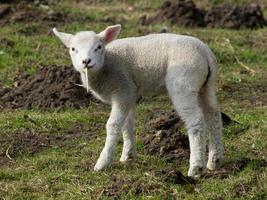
82,58,91,66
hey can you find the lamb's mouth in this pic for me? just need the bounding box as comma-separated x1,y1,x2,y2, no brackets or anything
85,63,96,69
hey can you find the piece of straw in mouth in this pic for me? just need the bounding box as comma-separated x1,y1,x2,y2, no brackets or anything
85,68,89,93
75,83,83,87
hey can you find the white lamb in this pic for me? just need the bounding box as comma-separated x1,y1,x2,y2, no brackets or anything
53,24,223,178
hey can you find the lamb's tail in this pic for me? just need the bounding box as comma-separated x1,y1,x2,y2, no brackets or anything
203,45,218,87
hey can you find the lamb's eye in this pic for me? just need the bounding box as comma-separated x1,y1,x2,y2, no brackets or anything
72,47,75,51
95,45,102,52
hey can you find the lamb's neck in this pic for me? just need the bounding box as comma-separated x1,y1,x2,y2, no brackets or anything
87,66,108,88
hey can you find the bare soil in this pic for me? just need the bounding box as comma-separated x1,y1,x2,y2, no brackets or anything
140,0,205,27
103,177,136,198
203,158,267,179
103,169,195,198
142,110,238,162
142,110,263,180
205,3,266,29
140,0,266,29
0,2,90,26
103,177,159,198
221,81,267,107
0,121,98,166
0,65,97,110
143,110,189,162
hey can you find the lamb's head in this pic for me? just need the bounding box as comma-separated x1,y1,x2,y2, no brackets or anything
53,25,121,73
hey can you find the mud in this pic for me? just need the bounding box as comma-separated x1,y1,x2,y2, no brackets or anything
0,0,39,3
103,176,159,198
0,2,90,25
0,65,97,110
102,159,265,197
221,81,267,107
103,169,194,198
205,3,266,29
142,110,238,162
103,177,134,198
0,122,96,166
141,0,266,29
203,158,267,179
143,110,189,162
140,0,205,27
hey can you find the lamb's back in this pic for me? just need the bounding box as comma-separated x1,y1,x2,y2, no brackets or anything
105,34,209,92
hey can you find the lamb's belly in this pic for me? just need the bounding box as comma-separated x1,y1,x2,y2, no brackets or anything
90,90,111,104
135,72,167,95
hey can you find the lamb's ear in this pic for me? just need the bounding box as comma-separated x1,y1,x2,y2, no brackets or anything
53,28,73,48
98,24,121,45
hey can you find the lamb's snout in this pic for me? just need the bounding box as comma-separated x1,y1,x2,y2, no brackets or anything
82,58,91,67
82,58,96,69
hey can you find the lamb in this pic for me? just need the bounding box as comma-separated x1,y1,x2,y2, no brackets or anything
53,24,223,178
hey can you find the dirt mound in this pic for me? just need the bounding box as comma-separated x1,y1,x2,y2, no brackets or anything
0,65,97,110
203,158,267,179
143,110,190,162
142,110,239,162
205,4,266,29
141,0,266,29
140,0,205,27
0,0,48,4
0,2,89,25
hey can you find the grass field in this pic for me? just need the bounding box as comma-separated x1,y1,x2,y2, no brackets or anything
0,0,266,199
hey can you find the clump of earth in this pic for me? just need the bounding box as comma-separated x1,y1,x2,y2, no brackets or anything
0,0,49,4
140,0,266,29
143,110,190,162
0,65,97,110
103,169,195,198
0,121,99,166
0,1,89,25
102,158,267,198
142,110,239,162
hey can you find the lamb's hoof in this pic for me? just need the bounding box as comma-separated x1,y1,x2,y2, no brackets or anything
120,151,136,163
93,163,104,171
94,159,111,171
188,166,204,178
94,162,109,171
120,157,136,163
207,159,221,171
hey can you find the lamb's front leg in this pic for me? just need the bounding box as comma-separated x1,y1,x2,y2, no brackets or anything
94,101,130,171
120,109,136,162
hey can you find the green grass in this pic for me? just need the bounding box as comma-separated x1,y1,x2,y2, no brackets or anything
0,0,267,199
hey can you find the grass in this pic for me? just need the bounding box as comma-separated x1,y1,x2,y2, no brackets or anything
0,0,267,199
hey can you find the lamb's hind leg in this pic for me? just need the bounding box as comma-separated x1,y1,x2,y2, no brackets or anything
120,109,136,162
199,86,223,170
167,83,206,178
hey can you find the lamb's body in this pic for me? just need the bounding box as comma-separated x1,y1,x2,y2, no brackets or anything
85,34,214,103
53,26,223,178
